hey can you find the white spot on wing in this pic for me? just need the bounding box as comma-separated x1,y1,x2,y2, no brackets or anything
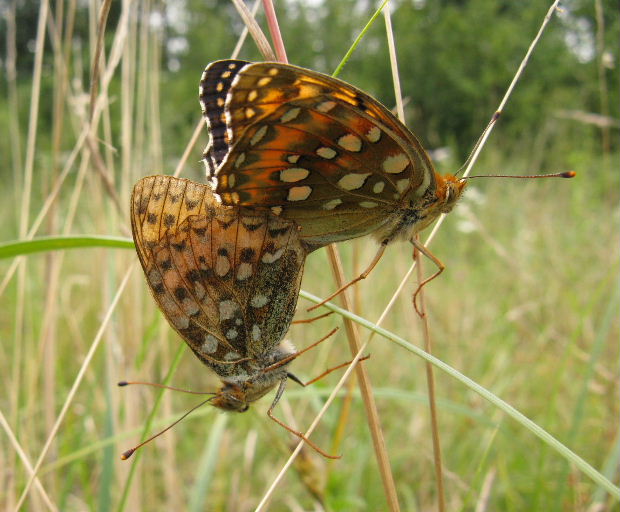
257,76,272,87
250,125,268,146
234,153,246,169
366,126,381,142
337,173,371,191
251,294,269,308
224,350,241,360
414,170,432,197
337,133,362,152
193,282,206,300
382,153,409,174
316,100,336,113
181,299,199,317
287,186,312,201
201,334,219,354
316,147,337,159
262,248,284,263
236,262,253,281
396,178,410,194
359,201,378,208
280,107,301,123
280,168,310,182
372,181,385,194
169,311,190,330
215,255,230,277
252,325,261,342
323,199,342,210
219,299,238,320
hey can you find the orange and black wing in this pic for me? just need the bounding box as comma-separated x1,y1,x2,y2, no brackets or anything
203,61,437,248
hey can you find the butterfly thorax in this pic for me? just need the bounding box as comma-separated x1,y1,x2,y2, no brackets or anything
372,173,466,244
210,340,295,412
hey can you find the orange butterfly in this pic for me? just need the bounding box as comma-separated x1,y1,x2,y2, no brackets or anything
200,60,465,304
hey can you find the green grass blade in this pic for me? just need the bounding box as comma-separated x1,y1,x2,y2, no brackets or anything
299,290,620,502
332,0,389,77
0,235,134,259
116,344,186,512
188,414,228,512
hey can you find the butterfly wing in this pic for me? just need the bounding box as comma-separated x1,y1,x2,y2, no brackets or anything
199,59,251,175
131,175,306,379
207,62,438,248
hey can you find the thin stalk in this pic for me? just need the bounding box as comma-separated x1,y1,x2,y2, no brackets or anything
255,3,400,508
13,266,134,511
325,245,400,511
461,0,562,179
384,5,444,509
369,0,565,330
414,240,446,512
262,0,287,63
298,290,620,502
0,409,57,511
115,343,186,512
594,0,610,158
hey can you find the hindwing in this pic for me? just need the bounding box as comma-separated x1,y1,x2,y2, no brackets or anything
131,175,306,379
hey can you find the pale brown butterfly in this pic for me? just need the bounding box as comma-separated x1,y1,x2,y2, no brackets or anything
128,175,338,458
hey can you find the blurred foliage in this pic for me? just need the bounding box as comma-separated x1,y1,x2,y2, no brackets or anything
0,0,618,175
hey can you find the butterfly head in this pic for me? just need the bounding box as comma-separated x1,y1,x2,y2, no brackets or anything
210,355,292,413
210,382,252,412
435,173,467,214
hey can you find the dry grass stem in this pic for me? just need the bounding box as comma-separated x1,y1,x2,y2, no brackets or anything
14,266,134,511
231,0,276,61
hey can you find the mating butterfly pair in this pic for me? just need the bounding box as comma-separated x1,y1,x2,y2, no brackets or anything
130,175,341,458
131,175,306,411
128,60,461,457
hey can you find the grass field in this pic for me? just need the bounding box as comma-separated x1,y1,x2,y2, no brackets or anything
1,1,618,511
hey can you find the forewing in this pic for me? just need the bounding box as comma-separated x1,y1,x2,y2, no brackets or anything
211,62,437,246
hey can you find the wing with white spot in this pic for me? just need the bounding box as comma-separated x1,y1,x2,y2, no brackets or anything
199,59,251,175
209,62,438,248
131,175,306,378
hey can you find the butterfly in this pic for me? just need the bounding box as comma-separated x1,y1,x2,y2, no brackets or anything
199,60,466,305
130,175,337,457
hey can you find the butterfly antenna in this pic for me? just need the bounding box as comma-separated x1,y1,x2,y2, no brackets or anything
464,171,576,180
118,380,216,395
455,111,501,177
119,395,215,460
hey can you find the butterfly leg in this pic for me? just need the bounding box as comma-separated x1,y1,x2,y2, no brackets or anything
262,328,339,374
411,238,445,317
267,377,341,459
288,354,370,388
292,310,334,324
307,242,388,312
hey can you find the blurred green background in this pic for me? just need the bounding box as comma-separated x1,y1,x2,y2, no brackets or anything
0,1,618,511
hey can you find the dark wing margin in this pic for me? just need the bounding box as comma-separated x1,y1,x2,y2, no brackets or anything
200,59,251,176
